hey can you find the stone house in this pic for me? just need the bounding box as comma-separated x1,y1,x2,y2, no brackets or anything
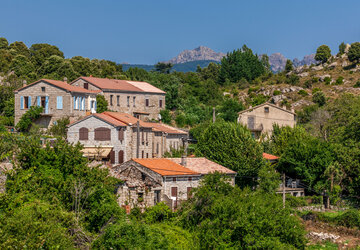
112,157,236,210
14,79,99,129
70,77,166,121
67,112,187,164
237,102,296,139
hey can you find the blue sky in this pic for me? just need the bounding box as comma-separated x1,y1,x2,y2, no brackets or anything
1,0,359,64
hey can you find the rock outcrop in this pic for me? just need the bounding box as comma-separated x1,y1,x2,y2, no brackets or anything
167,46,225,64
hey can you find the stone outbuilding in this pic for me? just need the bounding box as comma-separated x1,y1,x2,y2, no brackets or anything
238,102,296,139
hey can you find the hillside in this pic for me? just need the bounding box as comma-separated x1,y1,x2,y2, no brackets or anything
235,47,360,113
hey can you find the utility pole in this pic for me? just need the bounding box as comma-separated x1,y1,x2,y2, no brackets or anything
282,173,286,208
212,107,216,123
136,121,140,158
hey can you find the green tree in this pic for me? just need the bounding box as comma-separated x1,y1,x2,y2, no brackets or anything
217,98,244,122
313,91,326,106
48,117,70,138
197,62,220,81
154,62,173,74
38,55,78,80
218,45,266,84
159,109,172,124
9,41,30,57
29,43,64,67
285,59,293,72
9,55,35,77
338,42,346,56
348,42,360,63
179,173,306,249
196,121,264,186
0,37,8,49
96,95,108,113
315,45,331,63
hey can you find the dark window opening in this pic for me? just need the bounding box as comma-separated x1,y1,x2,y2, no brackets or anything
171,187,178,197
264,107,269,113
110,95,113,106
41,96,46,108
159,99,163,108
127,96,130,107
172,177,176,182
84,82,88,89
41,87,45,92
117,95,120,106
24,96,29,109
145,99,149,107
133,96,136,107
79,127,89,140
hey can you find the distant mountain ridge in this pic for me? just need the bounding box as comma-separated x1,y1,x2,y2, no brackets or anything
122,46,317,73
166,46,225,64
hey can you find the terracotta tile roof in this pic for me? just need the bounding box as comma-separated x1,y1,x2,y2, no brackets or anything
145,122,187,135
103,112,153,128
262,153,279,160
93,113,127,127
15,79,100,94
167,158,236,175
74,77,165,94
133,158,199,176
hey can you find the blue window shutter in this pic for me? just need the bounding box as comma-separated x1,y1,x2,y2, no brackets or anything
73,96,76,110
20,96,24,109
45,96,49,114
37,96,40,106
57,96,63,109
28,96,32,107
82,97,85,110
95,101,97,111
80,97,83,110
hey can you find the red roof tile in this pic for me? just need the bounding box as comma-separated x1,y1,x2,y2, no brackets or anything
93,113,127,127
167,158,236,175
145,122,187,135
103,112,153,128
74,77,165,94
133,158,199,176
262,153,279,160
15,79,100,94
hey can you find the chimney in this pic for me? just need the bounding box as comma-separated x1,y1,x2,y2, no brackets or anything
63,77,68,83
181,155,187,166
22,80,27,87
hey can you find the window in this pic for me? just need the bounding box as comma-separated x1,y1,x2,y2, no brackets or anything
172,177,176,182
146,153,149,158
118,150,124,164
264,107,269,113
145,98,149,107
133,96,136,107
142,150,144,158
118,128,124,141
84,82,88,89
117,95,120,106
24,96,29,109
79,127,89,140
110,95,113,106
56,96,63,110
156,143,159,154
94,127,111,141
188,177,192,181
127,96,130,107
41,96,46,108
110,149,115,164
171,187,178,197
159,99,163,108
247,116,255,129
41,87,45,92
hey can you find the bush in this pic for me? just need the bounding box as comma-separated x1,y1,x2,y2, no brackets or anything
285,195,308,208
312,88,321,94
337,210,360,228
335,76,344,85
15,106,43,132
313,91,326,106
324,77,332,85
353,80,360,88
144,202,173,224
159,109,172,124
298,90,308,97
315,45,331,63
304,80,312,89
273,90,282,96
286,74,300,85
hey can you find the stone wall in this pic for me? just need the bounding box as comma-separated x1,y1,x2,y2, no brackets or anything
238,104,296,137
14,80,93,128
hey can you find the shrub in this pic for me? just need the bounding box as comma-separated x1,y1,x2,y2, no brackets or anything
286,74,300,85
285,195,308,208
304,80,312,89
353,80,360,88
312,88,321,94
312,91,326,106
315,45,331,63
335,76,344,85
15,106,43,132
159,109,172,124
273,90,282,96
48,117,70,138
144,202,173,224
324,77,332,85
311,77,319,83
337,209,360,228
298,90,308,97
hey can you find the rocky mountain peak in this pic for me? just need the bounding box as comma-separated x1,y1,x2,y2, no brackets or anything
167,46,225,64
